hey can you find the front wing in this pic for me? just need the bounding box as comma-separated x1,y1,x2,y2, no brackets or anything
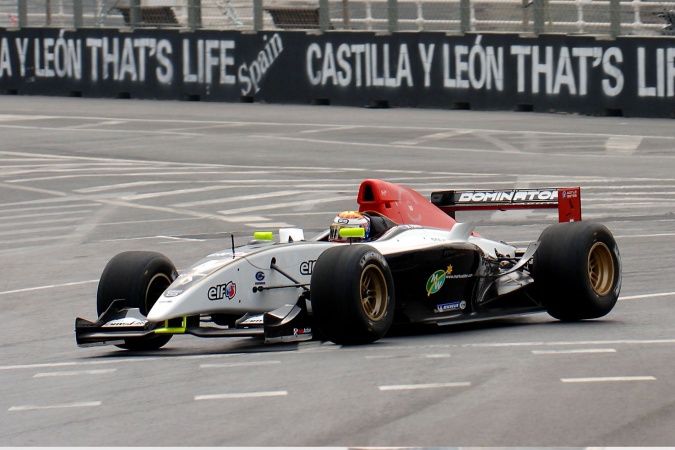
75,299,313,347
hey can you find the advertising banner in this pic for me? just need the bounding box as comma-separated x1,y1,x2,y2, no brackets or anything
0,28,673,117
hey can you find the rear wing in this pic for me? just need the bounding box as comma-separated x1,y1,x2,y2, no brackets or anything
430,187,581,222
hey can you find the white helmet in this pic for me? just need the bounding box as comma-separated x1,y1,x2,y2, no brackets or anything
329,211,371,242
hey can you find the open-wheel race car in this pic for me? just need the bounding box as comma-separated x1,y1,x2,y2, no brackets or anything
75,179,621,350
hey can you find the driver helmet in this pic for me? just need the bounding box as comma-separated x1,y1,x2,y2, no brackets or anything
329,211,371,242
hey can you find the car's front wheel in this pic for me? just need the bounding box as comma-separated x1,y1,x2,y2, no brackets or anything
310,245,395,345
97,251,177,350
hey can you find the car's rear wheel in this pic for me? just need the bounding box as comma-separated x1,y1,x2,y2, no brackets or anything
97,251,177,350
310,245,395,345
533,221,621,321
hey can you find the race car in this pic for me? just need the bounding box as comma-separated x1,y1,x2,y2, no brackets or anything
75,179,621,350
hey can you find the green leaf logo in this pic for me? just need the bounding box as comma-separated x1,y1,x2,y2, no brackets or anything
426,270,446,296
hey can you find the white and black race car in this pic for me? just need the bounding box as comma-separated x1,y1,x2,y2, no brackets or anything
75,179,621,350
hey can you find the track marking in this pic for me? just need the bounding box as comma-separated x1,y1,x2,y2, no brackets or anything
424,354,451,358
172,190,305,208
33,369,117,378
561,376,656,383
120,185,234,201
620,292,675,300
464,339,675,348
532,349,617,355
195,391,287,400
379,382,471,391
0,353,246,371
217,195,348,215
8,401,102,411
0,280,98,296
200,361,281,368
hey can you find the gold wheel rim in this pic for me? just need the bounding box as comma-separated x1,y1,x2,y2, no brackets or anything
588,242,615,296
360,264,388,321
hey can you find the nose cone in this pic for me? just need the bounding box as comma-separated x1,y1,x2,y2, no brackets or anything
147,294,184,322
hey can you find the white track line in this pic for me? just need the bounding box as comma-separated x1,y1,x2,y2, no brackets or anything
9,401,102,411
621,292,675,300
532,349,617,355
561,376,656,383
200,361,281,369
379,382,471,391
195,391,288,400
0,280,98,296
33,369,117,378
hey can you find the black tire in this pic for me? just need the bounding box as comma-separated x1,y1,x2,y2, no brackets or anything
310,245,395,345
533,221,621,321
97,251,177,351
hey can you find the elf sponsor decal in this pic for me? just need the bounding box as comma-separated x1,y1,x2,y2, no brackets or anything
208,281,236,301
300,260,316,275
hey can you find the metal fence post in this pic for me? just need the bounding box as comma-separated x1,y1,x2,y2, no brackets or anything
253,0,263,31
319,0,330,31
609,0,621,38
73,0,83,28
187,0,202,29
388,0,398,32
130,0,141,28
18,0,27,27
533,0,545,35
460,0,470,33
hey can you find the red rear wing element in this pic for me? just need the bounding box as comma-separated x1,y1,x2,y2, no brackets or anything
429,187,582,222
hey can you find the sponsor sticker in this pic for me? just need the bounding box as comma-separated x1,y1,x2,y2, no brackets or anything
164,289,182,297
458,190,558,203
102,318,147,328
434,300,467,313
300,260,316,275
208,282,237,301
426,265,453,296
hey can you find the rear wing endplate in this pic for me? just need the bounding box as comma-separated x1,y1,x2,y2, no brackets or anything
430,187,581,222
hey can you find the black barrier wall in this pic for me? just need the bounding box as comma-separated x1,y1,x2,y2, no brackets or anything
1,28,674,118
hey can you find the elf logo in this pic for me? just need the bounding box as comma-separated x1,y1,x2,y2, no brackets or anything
208,282,236,301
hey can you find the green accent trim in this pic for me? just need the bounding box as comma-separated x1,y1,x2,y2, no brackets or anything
340,227,365,238
154,317,187,334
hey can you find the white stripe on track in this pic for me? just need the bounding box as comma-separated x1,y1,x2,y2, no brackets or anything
561,376,656,383
0,280,98,296
195,391,287,400
532,349,617,355
379,382,471,391
9,401,102,411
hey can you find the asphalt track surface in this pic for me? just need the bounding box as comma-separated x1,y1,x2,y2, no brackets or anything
0,96,674,447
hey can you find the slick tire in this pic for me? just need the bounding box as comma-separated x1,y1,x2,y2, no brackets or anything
97,251,177,351
533,221,621,321
310,245,395,345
